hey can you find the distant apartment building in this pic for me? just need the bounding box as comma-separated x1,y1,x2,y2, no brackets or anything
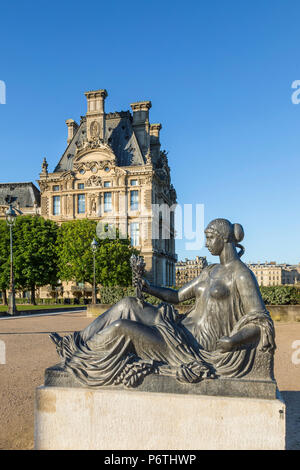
248,261,300,286
175,256,208,287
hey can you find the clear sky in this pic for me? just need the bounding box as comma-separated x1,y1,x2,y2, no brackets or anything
0,0,299,265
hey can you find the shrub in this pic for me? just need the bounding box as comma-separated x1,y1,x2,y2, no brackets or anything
260,285,300,305
98,284,300,306
99,286,174,305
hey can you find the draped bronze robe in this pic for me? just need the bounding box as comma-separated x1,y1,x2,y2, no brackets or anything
56,264,275,387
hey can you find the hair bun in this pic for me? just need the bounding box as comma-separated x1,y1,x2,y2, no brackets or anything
233,223,244,243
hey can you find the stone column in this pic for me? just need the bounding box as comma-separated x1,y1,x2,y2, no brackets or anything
50,195,53,217
98,193,103,217
74,194,78,215
118,190,128,239
97,193,101,217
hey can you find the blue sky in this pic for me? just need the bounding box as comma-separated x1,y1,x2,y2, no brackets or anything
0,0,299,264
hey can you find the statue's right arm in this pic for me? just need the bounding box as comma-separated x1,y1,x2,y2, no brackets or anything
142,276,198,304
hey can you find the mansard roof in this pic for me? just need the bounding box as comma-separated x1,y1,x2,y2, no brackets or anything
54,111,145,173
0,182,40,207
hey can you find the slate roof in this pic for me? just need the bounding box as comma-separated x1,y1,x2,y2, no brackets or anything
0,182,40,207
54,112,145,173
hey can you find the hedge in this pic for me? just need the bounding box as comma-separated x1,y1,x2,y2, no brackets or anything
260,285,300,305
98,285,300,306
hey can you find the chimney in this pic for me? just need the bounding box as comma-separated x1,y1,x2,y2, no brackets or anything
65,119,79,144
130,101,152,156
85,89,108,141
149,123,162,162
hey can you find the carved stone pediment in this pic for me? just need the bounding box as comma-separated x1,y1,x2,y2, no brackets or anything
74,138,116,164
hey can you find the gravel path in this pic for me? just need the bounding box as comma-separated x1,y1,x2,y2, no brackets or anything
0,312,299,450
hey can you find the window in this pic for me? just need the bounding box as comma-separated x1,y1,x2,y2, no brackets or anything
130,190,139,211
130,180,138,186
104,192,112,212
53,196,60,215
77,194,85,214
53,185,60,191
104,181,111,188
78,183,84,189
130,222,140,246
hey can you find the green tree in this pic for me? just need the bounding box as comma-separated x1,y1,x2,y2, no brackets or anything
13,216,59,304
96,236,139,287
57,219,138,288
0,220,10,304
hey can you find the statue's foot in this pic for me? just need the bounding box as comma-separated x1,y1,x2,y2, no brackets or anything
176,361,216,383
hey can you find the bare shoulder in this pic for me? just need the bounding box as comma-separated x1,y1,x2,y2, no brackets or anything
201,263,218,277
232,260,257,285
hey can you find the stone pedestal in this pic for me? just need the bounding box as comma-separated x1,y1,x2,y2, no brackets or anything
34,386,286,450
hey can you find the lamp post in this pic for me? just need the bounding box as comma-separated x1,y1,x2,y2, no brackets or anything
91,238,98,304
5,203,18,316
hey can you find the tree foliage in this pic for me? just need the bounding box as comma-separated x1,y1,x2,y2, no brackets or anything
12,216,59,303
57,220,139,287
0,220,11,303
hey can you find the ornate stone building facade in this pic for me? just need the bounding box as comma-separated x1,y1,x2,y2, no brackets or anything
37,89,177,285
175,256,208,287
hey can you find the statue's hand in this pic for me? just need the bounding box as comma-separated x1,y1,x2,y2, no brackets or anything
133,277,150,293
215,336,236,353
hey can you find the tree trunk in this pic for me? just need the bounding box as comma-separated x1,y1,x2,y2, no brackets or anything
2,290,7,305
31,286,36,305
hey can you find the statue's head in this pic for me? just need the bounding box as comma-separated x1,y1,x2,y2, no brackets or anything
204,218,245,257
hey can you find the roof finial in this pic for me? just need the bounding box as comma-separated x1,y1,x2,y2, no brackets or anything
41,157,48,175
